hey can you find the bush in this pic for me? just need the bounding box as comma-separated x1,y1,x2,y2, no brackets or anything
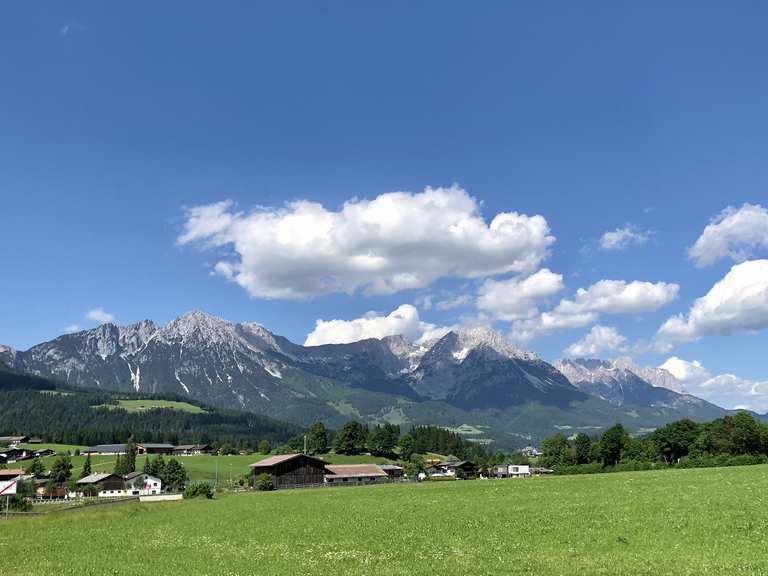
8,495,31,512
255,473,274,491
678,453,768,469
81,484,99,497
184,481,214,499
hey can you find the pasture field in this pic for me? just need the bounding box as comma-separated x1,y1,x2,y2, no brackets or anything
18,443,88,453
3,465,768,575
99,398,206,413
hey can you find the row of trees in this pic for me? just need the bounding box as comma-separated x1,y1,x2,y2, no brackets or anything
539,412,768,472
276,420,492,463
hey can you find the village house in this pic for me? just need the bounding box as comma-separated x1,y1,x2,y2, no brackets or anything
136,443,175,455
522,446,542,458
0,435,30,447
249,454,328,489
0,447,35,464
430,460,478,478
172,444,213,456
0,468,25,482
378,464,405,480
324,464,388,485
33,448,56,458
496,464,531,478
124,471,162,495
76,473,126,497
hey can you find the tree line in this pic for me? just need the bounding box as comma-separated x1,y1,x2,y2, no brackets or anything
539,412,768,473
0,387,301,450
277,420,495,463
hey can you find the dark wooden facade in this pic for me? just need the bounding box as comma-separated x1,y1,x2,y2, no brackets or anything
250,454,328,489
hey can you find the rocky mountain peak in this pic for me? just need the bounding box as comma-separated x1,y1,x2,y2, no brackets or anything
238,322,285,354
449,327,535,361
555,356,687,395
0,344,17,367
162,310,237,343
381,334,415,358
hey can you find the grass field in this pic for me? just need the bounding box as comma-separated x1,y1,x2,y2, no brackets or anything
3,465,768,575
97,399,206,413
18,443,88,453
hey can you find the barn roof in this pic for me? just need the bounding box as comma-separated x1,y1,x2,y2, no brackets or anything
124,471,160,481
325,464,387,478
0,468,25,479
378,464,404,471
85,444,127,453
136,443,175,449
249,453,328,468
77,473,121,484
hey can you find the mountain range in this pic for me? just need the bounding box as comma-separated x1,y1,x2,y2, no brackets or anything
0,310,734,449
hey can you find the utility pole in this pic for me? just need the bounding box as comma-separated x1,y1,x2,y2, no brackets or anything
303,434,307,455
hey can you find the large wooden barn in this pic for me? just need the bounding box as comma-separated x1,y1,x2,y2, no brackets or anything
249,454,328,489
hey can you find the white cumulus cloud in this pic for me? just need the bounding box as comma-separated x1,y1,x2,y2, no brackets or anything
600,226,649,251
177,186,555,299
86,308,114,324
658,259,768,344
476,268,564,321
659,356,710,382
304,304,450,346
510,279,679,342
564,325,627,357
689,204,768,267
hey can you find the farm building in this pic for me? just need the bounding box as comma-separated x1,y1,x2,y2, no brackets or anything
249,453,328,489
173,444,212,456
76,473,126,497
378,464,405,479
431,460,478,478
83,444,127,455
324,464,388,485
124,472,162,495
34,449,56,458
0,435,30,446
0,469,25,481
496,464,531,478
0,447,35,463
136,443,175,455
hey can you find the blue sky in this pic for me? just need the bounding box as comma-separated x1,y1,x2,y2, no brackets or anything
1,2,767,407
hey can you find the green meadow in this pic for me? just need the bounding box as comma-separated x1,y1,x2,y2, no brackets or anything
4,465,768,575
97,398,206,413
